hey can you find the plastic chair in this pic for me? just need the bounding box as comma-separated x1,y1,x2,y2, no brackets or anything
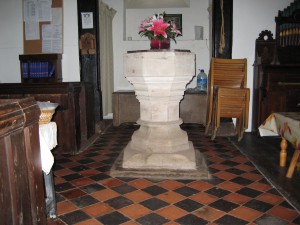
205,58,250,141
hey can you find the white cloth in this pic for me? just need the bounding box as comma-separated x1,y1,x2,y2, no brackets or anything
258,113,279,137
39,122,57,174
258,112,300,149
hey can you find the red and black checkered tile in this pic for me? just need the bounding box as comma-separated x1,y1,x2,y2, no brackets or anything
48,123,300,225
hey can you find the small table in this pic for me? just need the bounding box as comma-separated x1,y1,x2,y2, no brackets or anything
39,122,57,218
259,112,300,178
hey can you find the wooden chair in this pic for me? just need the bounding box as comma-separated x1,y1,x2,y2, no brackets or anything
205,58,250,141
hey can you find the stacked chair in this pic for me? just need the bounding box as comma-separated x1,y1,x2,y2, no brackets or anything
205,58,250,141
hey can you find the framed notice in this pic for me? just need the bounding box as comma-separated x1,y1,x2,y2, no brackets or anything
81,12,94,29
165,14,182,35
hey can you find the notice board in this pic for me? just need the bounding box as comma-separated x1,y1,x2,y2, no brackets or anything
23,0,63,54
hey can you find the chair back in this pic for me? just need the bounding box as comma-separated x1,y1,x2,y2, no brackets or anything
205,57,248,138
210,58,247,89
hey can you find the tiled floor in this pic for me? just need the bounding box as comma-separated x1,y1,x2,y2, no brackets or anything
231,132,300,212
48,123,300,225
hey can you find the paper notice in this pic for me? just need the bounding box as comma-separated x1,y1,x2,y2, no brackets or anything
23,0,40,40
81,12,93,29
38,0,52,21
42,24,63,53
25,20,40,40
52,7,62,25
23,0,39,22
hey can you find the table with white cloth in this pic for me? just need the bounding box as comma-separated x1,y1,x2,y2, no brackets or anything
259,112,300,178
39,122,57,218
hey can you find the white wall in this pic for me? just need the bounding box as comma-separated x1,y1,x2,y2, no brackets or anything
0,0,23,83
61,0,80,82
0,0,80,83
104,0,211,91
0,0,295,129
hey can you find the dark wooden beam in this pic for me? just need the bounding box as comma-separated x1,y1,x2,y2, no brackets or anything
77,0,102,120
212,0,233,59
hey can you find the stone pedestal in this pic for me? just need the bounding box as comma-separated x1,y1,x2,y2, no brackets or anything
122,50,198,170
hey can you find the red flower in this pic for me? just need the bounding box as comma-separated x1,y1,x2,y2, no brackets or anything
138,12,181,43
147,18,170,38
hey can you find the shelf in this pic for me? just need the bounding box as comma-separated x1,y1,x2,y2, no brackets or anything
19,54,62,83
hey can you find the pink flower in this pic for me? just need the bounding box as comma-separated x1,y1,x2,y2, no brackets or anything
170,21,181,35
147,18,170,38
139,19,151,32
138,12,182,43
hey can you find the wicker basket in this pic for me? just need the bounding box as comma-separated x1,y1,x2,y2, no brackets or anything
39,109,55,124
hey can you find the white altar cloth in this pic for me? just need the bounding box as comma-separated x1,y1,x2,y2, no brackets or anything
39,122,57,174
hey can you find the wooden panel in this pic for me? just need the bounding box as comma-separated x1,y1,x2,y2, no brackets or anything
0,82,96,154
77,0,102,120
113,91,140,126
252,64,300,131
0,97,46,225
253,2,300,131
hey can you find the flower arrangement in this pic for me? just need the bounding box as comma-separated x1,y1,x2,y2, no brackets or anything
138,12,182,43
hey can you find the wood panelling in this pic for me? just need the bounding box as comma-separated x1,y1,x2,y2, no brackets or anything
0,82,96,154
0,97,46,225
